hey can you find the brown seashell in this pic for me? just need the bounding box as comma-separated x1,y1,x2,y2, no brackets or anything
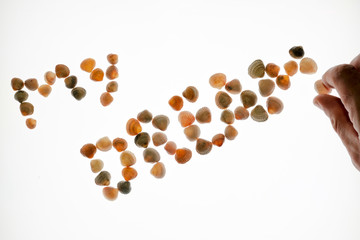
196,107,211,123
117,181,131,194
95,171,111,186
183,125,201,141
106,81,118,93
90,68,104,81
220,109,235,124
224,125,238,140
24,78,39,91
196,138,212,155
11,77,24,90
266,96,284,114
80,143,97,158
175,148,192,164
251,105,269,122
300,57,318,74
96,136,112,151
164,141,177,155
134,132,150,148
113,138,128,152
106,65,119,80
44,71,56,85
289,46,305,59
248,59,265,79
122,167,137,181
20,102,34,116
215,91,232,109
80,58,96,73
64,75,77,89
71,87,86,101
152,132,167,146
25,118,37,129
120,150,137,166
276,75,291,90
258,79,275,97
137,109,153,123
314,80,331,95
284,60,298,76
209,73,226,89
143,148,160,163
152,115,170,131
55,64,70,78
107,54,118,65
234,106,249,120
265,63,280,78
100,92,113,106
178,111,195,128
38,84,52,97
212,134,225,147
126,118,142,136
14,90,28,103
150,162,166,179
103,187,118,201
241,90,257,108
225,79,242,94
182,86,199,103
90,159,104,173
168,95,184,111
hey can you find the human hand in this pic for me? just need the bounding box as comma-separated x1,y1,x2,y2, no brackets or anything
313,54,360,171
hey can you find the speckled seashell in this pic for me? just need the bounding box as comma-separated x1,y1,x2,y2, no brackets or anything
234,106,249,120
175,148,192,164
220,109,235,124
265,63,280,78
182,86,199,103
212,134,225,147
152,115,170,131
241,90,257,108
196,107,211,123
143,148,161,163
164,141,177,155
266,96,284,114
137,109,153,123
126,118,142,136
150,162,166,179
224,125,238,140
196,138,212,155
215,91,232,109
184,125,201,141
314,80,331,95
258,79,275,97
95,171,111,186
178,111,195,128
276,75,291,90
248,59,265,79
225,79,242,94
152,132,168,146
134,132,150,148
251,105,269,122
209,73,226,89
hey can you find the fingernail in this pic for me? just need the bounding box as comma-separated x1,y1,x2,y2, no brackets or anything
313,99,322,110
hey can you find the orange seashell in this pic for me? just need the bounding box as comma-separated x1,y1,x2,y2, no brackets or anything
80,58,96,73
150,162,166,179
266,96,284,114
284,60,298,76
224,125,238,140
234,106,249,120
276,75,291,90
164,141,177,155
122,167,138,181
212,134,225,147
90,68,104,81
168,95,184,111
178,111,195,128
103,187,118,201
182,86,199,103
80,143,97,158
175,148,192,164
113,138,128,152
126,118,142,136
196,138,212,155
209,73,226,89
265,63,280,78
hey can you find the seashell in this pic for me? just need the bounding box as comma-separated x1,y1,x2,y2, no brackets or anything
120,150,137,166
24,78,39,91
220,109,235,124
80,143,97,158
113,138,128,152
150,162,166,179
80,58,96,73
106,65,119,80
11,77,24,90
178,111,195,127
14,90,29,103
266,96,284,114
38,84,52,97
164,141,177,155
71,87,86,100
209,73,226,89
152,132,168,146
225,79,242,94
300,57,318,74
175,148,192,164
182,86,199,102
276,75,291,90
126,118,142,136
44,71,56,85
152,115,170,131
289,46,305,59
96,136,112,151
95,171,111,186
215,91,232,109
284,60,298,76
265,63,280,78
143,148,160,163
241,90,257,108
183,125,201,141
100,92,113,106
134,132,150,148
20,102,34,116
25,118,37,129
117,181,131,194
137,109,153,123
103,187,118,201
106,81,118,93
168,95,184,111
90,68,104,81
234,106,249,120
107,54,118,65
258,79,275,97
212,134,225,147
251,105,269,122
196,107,211,123
248,59,265,79
196,138,212,155
64,75,77,89
314,80,331,95
55,64,70,78
90,159,104,173
224,125,238,140
122,167,138,181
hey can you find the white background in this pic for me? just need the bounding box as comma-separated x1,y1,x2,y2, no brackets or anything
0,0,359,239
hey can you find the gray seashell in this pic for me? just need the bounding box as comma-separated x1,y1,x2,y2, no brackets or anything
251,105,268,122
248,59,265,79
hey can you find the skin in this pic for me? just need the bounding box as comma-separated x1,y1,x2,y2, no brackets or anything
313,54,360,171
